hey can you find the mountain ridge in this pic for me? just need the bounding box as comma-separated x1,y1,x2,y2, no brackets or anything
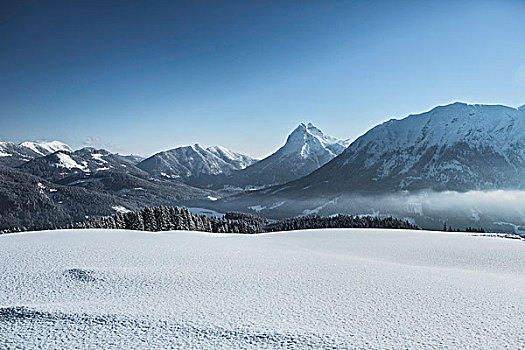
0,140,72,167
186,122,350,190
137,144,257,180
194,102,525,231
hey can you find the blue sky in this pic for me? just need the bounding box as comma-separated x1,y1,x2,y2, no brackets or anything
1,0,525,158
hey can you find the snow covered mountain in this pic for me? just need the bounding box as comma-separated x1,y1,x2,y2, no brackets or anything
18,147,145,181
19,141,72,156
199,103,525,230
137,144,257,180
3,147,215,230
233,103,525,196
188,123,350,189
300,102,525,193
0,140,71,167
116,154,145,164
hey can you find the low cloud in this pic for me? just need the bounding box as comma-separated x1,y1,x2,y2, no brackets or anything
333,190,525,233
241,190,525,233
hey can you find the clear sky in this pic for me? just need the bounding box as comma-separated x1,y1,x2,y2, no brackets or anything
1,0,525,158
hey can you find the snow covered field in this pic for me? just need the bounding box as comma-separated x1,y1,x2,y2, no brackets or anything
0,229,523,349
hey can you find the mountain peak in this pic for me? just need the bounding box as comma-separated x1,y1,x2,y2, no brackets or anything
282,123,350,159
290,122,323,136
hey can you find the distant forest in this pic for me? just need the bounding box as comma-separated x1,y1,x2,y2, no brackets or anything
1,206,421,234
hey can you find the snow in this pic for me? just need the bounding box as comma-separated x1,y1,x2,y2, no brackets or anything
187,207,224,218
140,144,256,179
248,201,285,213
248,205,265,212
302,198,338,215
206,145,256,169
0,151,11,157
207,195,218,201
0,228,523,348
112,205,131,214
36,182,46,195
54,153,88,171
91,153,108,164
346,102,525,178
281,122,350,159
20,140,72,156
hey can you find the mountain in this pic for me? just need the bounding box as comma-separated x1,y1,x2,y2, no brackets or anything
0,140,71,167
187,123,351,190
2,147,216,230
17,147,145,182
0,164,135,231
19,140,72,156
206,146,256,170
195,103,525,232
137,144,257,180
16,147,214,203
298,102,525,193
234,103,525,197
116,154,145,164
1,162,212,231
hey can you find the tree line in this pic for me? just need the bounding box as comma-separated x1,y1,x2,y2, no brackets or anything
2,205,493,234
443,223,485,233
48,206,420,233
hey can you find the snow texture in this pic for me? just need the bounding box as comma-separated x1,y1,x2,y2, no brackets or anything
0,228,523,349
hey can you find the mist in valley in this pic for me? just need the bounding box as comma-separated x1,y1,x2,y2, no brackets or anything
235,190,525,233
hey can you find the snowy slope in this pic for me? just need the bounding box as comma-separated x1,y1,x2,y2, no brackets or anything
0,142,39,167
137,144,257,180
0,229,523,348
0,140,71,167
325,102,525,191
19,141,72,156
189,123,350,189
206,145,255,170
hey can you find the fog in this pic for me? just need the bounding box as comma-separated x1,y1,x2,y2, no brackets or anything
322,190,525,233
232,190,525,233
